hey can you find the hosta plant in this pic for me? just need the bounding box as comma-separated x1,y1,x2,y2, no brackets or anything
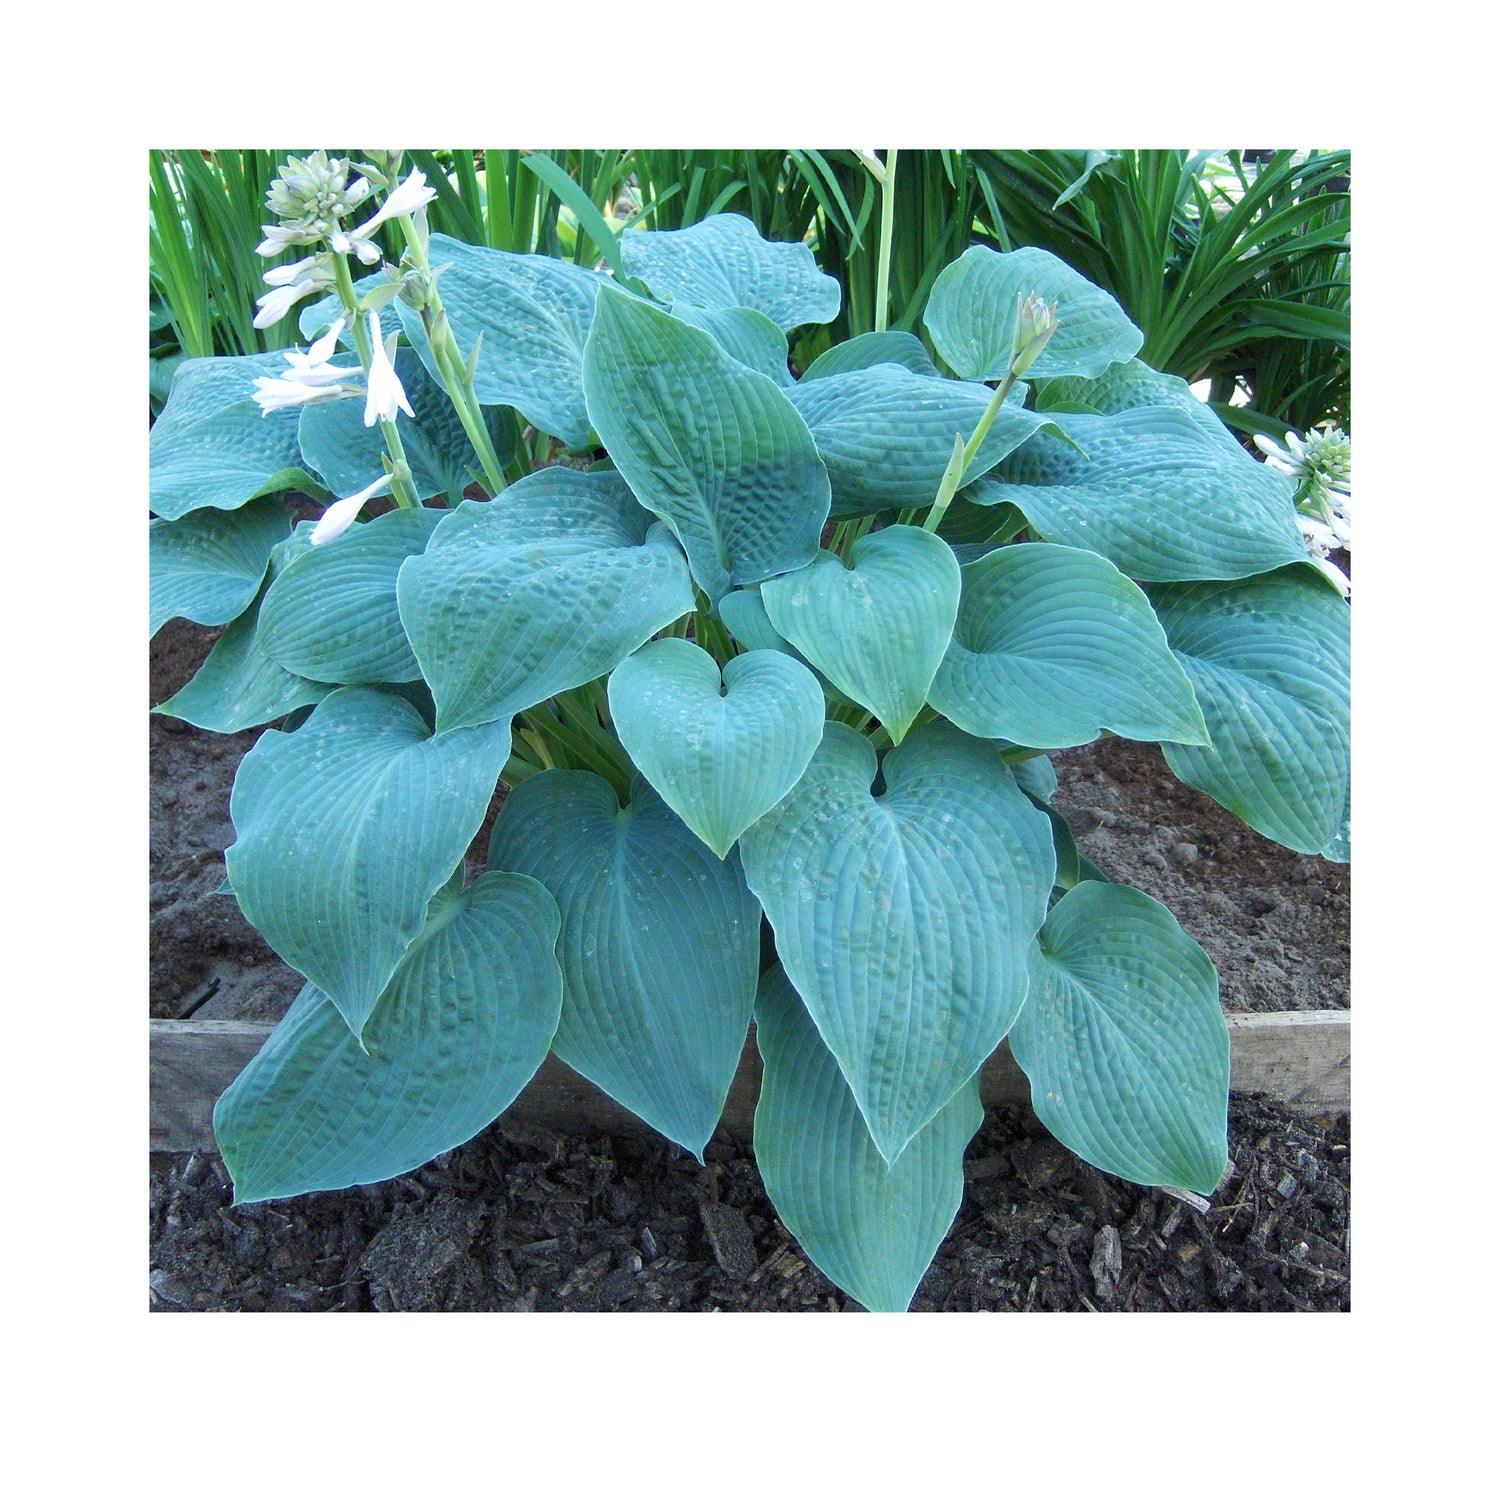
150,152,1351,1312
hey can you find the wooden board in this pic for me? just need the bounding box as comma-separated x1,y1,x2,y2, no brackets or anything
150,1009,1350,1155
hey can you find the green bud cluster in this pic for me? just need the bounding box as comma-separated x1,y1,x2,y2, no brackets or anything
265,151,372,238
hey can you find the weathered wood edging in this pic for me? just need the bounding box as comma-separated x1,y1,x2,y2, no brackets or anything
150,1010,1350,1155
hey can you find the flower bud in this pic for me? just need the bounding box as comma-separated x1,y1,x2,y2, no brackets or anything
1011,292,1060,377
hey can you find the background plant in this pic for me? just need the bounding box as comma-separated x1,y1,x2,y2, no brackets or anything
149,152,1350,1312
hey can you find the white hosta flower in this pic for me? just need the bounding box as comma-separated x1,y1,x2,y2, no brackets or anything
253,273,332,329
262,253,325,288
1298,516,1351,598
256,222,321,257
1255,425,1352,520
310,473,393,546
252,375,358,413
350,168,439,244
363,311,414,426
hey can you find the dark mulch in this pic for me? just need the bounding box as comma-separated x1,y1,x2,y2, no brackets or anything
150,1093,1348,1313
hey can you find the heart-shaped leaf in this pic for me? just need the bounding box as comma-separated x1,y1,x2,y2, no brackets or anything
489,772,761,1158
619,213,841,331
608,638,825,856
260,506,443,685
150,353,321,520
583,285,831,602
928,542,1208,748
760,525,961,743
225,686,510,1039
753,964,982,1312
149,494,292,637
788,365,1049,518
396,466,694,734
800,330,941,382
296,347,515,504
739,721,1055,1163
924,244,1143,382
1152,568,1350,854
393,234,606,449
213,871,563,1205
992,408,1308,582
1009,880,1229,1195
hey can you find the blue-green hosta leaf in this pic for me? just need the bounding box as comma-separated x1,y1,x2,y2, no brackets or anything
994,408,1308,582
760,525,961,743
260,506,443,685
1010,880,1229,1195
619,213,841,331
225,686,510,1040
924,244,1143,382
213,872,562,1205
607,639,825,857
396,466,694,734
490,772,761,1158
296,347,515,504
149,494,292,637
1010,753,1057,805
1037,358,1241,451
800,330,941,382
740,721,1055,1163
1152,569,1350,854
718,588,793,655
1322,772,1351,864
753,964,982,1312
670,302,793,387
928,543,1208,749
393,234,606,449
153,537,334,733
150,352,322,520
583,286,830,602
788,365,1049,519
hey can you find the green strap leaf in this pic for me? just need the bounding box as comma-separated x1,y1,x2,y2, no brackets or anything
225,686,510,1040
1152,568,1350,854
740,721,1055,1164
396,466,695,734
924,244,1143,382
1009,881,1230,1196
489,772,761,1159
393,234,606,449
799,330,941,382
150,353,321,520
260,506,443,685
928,542,1208,748
788,365,1049,519
619,213,841,331
582,285,831,602
753,965,982,1313
296,347,514,505
760,525,961,743
607,638,826,857
213,872,563,1205
149,494,291,637
994,407,1308,582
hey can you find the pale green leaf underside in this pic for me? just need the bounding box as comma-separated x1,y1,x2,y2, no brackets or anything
214,872,563,1205
150,352,320,520
740,721,1055,1164
149,494,292,637
800,330,941,382
583,286,830,602
928,542,1208,748
619,213,841,331
994,408,1309,582
489,772,761,1158
924,244,1143,382
260,506,443,685
760,525,960,743
396,466,694,734
669,302,793,387
788,364,1049,519
153,573,333,733
1010,881,1229,1195
608,639,825,857
296,347,514,504
753,965,982,1312
1152,569,1350,854
225,686,510,1039
394,234,606,449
